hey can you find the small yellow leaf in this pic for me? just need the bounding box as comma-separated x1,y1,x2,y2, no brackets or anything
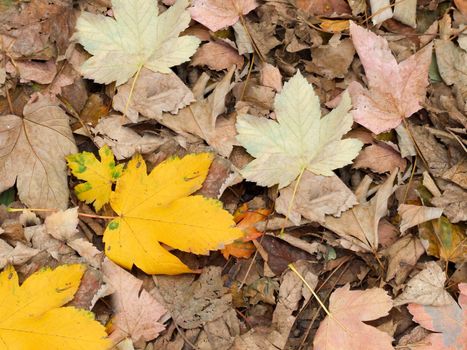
104,153,243,275
0,264,110,350
319,19,349,33
67,145,124,211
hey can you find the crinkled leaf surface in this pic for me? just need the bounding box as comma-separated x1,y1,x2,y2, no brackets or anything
348,22,433,134
236,71,363,188
73,0,200,85
314,284,394,350
190,0,258,32
104,153,243,274
408,283,466,350
67,145,124,211
0,94,77,210
0,264,109,350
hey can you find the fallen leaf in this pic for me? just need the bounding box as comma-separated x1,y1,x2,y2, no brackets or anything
73,0,200,85
275,172,357,225
419,216,467,263
431,185,467,223
112,68,194,122
393,0,417,27
260,62,282,91
0,94,77,210
324,171,397,252
314,284,394,350
0,239,39,269
368,0,393,24
192,41,244,71
103,258,166,343
153,266,232,328
236,71,363,188
384,235,425,284
442,160,467,190
16,60,57,84
354,143,407,174
296,0,351,16
92,116,167,160
398,204,443,233
67,145,124,211
156,67,237,157
348,22,433,134
408,283,466,350
394,262,452,306
190,0,258,32
0,264,109,349
103,153,242,274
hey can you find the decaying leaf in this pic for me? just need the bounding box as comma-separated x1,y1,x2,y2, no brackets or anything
314,284,394,350
348,22,433,134
398,204,443,233
431,185,467,223
408,283,466,350
103,259,166,343
236,71,363,188
190,0,258,32
0,264,109,349
103,153,242,274
73,0,200,85
394,262,452,307
0,94,77,210
0,240,39,269
275,171,357,225
112,68,194,122
67,145,124,211
324,171,397,252
384,235,425,284
353,143,407,174
192,41,244,71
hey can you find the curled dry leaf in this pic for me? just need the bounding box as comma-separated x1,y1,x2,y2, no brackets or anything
394,262,452,307
192,41,244,71
408,283,467,350
384,235,425,284
103,259,167,343
314,284,394,350
349,22,433,134
0,239,39,269
112,68,194,122
398,204,443,233
73,0,200,85
353,143,407,174
275,171,357,225
0,94,77,210
190,0,259,32
236,71,363,188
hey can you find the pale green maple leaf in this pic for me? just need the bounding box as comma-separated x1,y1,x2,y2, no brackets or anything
236,71,363,188
73,0,200,85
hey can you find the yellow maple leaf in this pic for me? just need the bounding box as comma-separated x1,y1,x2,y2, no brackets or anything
0,264,110,350
104,153,243,274
67,145,124,211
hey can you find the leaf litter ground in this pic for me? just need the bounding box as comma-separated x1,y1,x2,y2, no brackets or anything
0,0,466,349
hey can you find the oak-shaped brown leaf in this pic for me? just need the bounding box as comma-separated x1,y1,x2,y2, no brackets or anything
348,22,433,134
408,283,466,350
190,0,258,32
103,259,166,343
314,284,394,350
0,94,77,209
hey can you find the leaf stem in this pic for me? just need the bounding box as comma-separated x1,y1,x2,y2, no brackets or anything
122,63,143,120
279,167,306,236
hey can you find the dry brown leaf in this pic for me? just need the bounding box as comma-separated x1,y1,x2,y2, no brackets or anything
384,235,425,284
153,266,232,329
113,68,194,123
324,171,397,252
190,0,258,32
16,60,57,84
431,184,467,223
92,116,167,160
0,239,39,269
398,204,443,233
260,62,282,92
354,143,407,174
0,94,77,210
192,41,244,71
442,160,467,189
103,259,167,344
394,262,452,307
155,67,237,157
314,284,394,350
276,172,357,225
296,0,350,16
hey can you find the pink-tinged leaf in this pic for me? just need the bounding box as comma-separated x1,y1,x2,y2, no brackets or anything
314,284,394,350
191,41,244,70
349,22,433,134
190,0,258,32
102,259,167,344
407,283,467,350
